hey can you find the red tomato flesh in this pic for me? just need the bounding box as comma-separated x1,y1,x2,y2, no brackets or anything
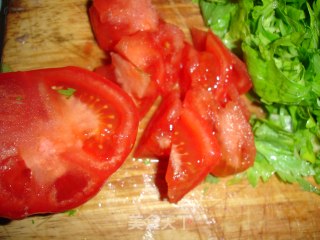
0,67,139,219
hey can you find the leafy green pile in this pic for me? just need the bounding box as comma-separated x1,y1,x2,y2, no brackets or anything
196,0,320,194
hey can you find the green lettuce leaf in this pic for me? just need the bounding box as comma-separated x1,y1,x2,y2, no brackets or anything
198,0,320,195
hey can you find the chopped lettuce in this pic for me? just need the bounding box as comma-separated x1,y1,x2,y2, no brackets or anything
1,63,12,72
52,86,77,99
197,0,320,194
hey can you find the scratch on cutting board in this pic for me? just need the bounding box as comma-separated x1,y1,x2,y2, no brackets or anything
15,34,29,44
1,226,12,240
260,194,268,237
199,205,225,240
9,7,25,13
175,198,218,239
31,214,54,228
70,2,84,15
158,0,191,39
78,214,106,238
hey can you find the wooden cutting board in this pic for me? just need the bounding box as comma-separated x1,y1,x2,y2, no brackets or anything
1,0,320,239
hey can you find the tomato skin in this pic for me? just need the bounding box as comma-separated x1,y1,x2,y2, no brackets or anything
89,0,159,51
190,27,207,51
0,67,139,219
134,90,182,158
94,64,117,83
89,6,113,51
228,53,253,95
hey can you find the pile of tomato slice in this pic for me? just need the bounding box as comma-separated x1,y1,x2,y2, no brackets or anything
90,0,256,202
0,0,256,220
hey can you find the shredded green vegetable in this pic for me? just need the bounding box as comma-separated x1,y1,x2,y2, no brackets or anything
64,209,77,216
52,86,76,99
205,174,220,184
1,63,12,73
197,0,320,194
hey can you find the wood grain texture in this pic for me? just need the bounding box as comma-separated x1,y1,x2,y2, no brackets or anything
1,0,320,239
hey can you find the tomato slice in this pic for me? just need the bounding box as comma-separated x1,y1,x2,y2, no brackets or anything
210,101,256,177
89,0,159,51
182,88,255,177
165,107,221,203
182,87,218,125
134,90,182,158
153,22,185,94
111,53,159,118
228,52,253,95
0,67,139,219
205,30,252,95
189,29,252,96
114,22,184,96
114,30,166,93
181,43,225,101
190,28,232,90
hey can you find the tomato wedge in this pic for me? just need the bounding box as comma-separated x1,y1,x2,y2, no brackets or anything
182,87,255,178
153,22,185,94
0,66,139,219
89,0,159,51
181,43,226,101
111,52,159,118
210,101,256,177
205,30,252,95
190,28,252,97
114,30,163,78
134,90,182,158
166,107,221,203
182,88,255,177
